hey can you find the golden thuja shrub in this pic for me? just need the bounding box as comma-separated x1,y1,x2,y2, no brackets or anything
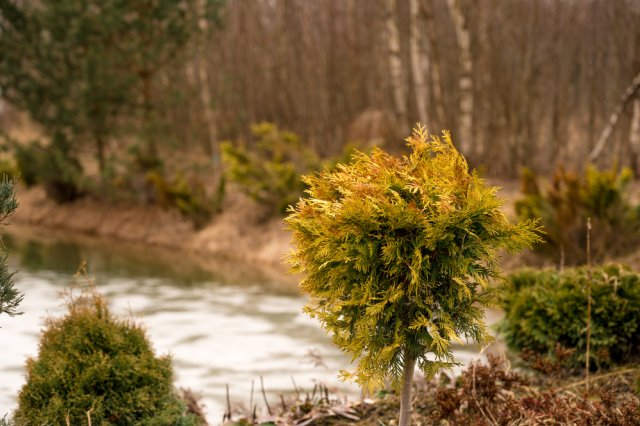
286,126,541,425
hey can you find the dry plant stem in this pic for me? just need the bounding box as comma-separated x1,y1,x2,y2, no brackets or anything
399,349,416,426
586,217,592,395
291,376,300,399
260,375,272,416
249,379,254,419
224,383,231,421
557,368,638,391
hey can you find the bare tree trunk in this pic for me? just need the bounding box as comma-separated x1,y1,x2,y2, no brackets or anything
409,0,428,124
94,130,105,176
141,73,157,161
474,2,489,162
398,348,416,426
195,0,218,159
420,0,445,129
447,0,473,156
629,99,640,174
548,6,564,171
387,0,408,131
589,70,640,161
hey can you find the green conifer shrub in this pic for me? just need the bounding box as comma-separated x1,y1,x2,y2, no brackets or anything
146,170,220,229
13,136,84,202
0,156,18,181
0,173,20,318
500,265,640,370
12,141,44,188
285,126,541,426
221,122,321,216
516,166,640,265
14,286,200,426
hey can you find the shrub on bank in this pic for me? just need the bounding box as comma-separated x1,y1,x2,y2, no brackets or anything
515,166,640,265
221,122,321,216
13,135,84,202
14,286,200,426
146,170,222,229
500,264,640,369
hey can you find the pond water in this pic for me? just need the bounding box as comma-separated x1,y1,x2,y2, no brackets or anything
0,225,496,423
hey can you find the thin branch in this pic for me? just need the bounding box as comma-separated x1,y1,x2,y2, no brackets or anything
589,70,640,161
260,375,272,416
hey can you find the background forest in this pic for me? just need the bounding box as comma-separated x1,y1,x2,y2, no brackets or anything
2,0,640,181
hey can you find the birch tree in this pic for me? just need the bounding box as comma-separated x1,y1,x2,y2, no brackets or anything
629,100,640,173
589,70,640,162
410,0,429,124
386,0,408,131
446,0,473,157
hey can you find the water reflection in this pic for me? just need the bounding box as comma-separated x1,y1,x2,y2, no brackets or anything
3,225,297,290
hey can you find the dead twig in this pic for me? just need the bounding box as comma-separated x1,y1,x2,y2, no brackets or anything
556,368,639,391
260,375,272,416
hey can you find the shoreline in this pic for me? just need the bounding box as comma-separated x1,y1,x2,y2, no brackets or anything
12,182,640,277
11,185,297,284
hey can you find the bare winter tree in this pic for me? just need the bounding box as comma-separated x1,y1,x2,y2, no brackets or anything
446,0,473,158
122,0,640,176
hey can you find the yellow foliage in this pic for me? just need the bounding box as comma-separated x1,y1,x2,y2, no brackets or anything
286,125,542,391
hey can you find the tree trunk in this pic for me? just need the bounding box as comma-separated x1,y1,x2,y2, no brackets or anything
398,349,416,426
409,0,428,124
629,99,640,174
94,130,105,176
193,3,218,161
589,70,640,161
142,73,157,161
386,0,408,131
447,0,473,157
420,0,446,129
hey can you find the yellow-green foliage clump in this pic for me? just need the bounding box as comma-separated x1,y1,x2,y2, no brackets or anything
146,170,220,229
221,122,321,215
286,126,541,393
516,166,640,265
14,287,199,426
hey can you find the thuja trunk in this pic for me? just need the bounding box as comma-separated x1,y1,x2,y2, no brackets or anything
399,350,416,426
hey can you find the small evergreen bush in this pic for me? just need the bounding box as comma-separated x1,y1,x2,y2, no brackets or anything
286,126,540,426
14,285,199,426
0,158,18,181
12,141,40,188
221,122,321,215
0,172,20,318
146,170,221,229
13,135,84,202
515,166,640,265
500,264,640,369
